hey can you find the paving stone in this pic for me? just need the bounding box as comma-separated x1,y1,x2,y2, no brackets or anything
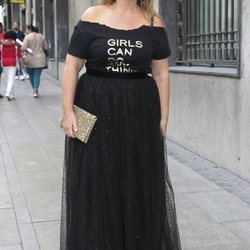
0,245,23,250
5,133,37,144
13,194,31,224
0,165,8,184
186,190,250,223
52,158,64,176
34,221,60,250
45,146,64,160
25,191,62,222
14,154,56,172
169,157,221,193
9,142,46,157
19,223,40,250
38,134,64,146
222,220,250,248
168,139,250,205
184,243,247,250
178,207,241,250
18,170,62,193
0,209,20,246
0,123,7,144
174,192,201,211
1,145,23,197
0,183,12,208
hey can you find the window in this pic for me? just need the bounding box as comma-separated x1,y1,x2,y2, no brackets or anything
57,0,69,59
35,0,43,34
44,0,55,58
176,0,240,68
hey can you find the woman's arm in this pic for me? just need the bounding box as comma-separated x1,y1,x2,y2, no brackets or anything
0,40,15,46
21,36,28,51
62,54,85,138
151,58,170,136
43,37,48,51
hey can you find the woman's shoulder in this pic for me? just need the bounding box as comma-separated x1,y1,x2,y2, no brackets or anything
36,33,45,39
80,5,106,22
152,15,165,28
24,32,31,38
24,32,34,39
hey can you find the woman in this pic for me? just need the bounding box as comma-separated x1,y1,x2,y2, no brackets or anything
0,22,5,98
1,30,23,101
0,23,15,98
0,23,20,98
60,0,182,249
22,25,48,98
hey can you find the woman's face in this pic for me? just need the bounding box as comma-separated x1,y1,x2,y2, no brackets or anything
25,28,31,34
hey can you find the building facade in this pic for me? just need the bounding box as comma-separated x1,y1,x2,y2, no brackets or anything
161,0,250,181
4,0,250,181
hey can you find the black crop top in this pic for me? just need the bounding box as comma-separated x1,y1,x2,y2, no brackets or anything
68,20,171,74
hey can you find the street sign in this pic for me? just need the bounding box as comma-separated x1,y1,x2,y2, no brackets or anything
10,0,25,3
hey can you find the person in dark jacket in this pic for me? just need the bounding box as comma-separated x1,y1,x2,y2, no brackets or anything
12,21,25,41
12,21,27,80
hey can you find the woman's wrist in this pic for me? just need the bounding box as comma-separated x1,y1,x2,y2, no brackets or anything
160,115,168,124
63,107,74,117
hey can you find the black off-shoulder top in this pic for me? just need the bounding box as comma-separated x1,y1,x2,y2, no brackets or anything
68,20,171,74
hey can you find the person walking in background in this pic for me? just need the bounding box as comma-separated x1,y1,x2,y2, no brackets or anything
13,21,25,41
12,21,27,81
0,23,5,98
1,30,23,101
22,25,48,98
0,23,17,99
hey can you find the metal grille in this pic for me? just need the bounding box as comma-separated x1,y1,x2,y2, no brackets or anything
177,0,240,67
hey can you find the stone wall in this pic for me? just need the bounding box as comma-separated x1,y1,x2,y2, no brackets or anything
164,0,250,181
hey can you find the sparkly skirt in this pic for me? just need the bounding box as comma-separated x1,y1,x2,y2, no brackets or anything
60,71,181,250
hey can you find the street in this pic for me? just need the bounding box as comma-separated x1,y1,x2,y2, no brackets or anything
0,71,250,250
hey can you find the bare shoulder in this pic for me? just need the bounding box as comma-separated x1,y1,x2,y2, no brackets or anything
153,15,165,28
80,5,107,22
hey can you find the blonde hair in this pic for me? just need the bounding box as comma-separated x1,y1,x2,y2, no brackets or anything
99,0,158,21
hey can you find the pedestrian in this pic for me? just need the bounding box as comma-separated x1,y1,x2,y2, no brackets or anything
12,21,25,41
1,30,23,101
21,25,48,98
0,23,18,99
12,21,27,81
0,22,5,98
60,0,182,249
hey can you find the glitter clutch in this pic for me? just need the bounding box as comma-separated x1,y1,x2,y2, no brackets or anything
61,105,97,143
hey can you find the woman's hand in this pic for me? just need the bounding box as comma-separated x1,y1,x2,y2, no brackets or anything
61,111,78,138
62,54,84,138
160,119,168,137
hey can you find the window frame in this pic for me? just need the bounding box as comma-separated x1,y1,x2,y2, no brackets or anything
173,0,241,78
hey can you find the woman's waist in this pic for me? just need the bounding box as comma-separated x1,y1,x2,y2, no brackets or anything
77,70,157,91
86,68,149,79
2,58,18,66
27,52,46,58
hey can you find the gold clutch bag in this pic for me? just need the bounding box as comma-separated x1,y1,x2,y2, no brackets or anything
60,105,97,143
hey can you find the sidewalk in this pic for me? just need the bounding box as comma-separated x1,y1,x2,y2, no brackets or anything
0,71,249,250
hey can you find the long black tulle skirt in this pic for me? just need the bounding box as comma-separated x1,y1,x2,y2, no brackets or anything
60,72,181,250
